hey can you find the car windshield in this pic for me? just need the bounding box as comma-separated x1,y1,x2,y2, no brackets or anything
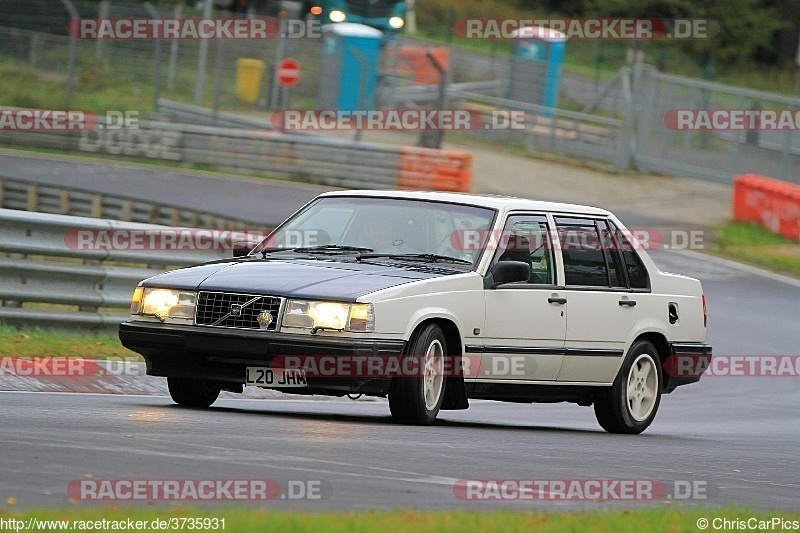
257,196,496,267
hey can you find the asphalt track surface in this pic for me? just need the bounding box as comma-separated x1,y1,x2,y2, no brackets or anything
0,150,330,227
0,152,798,512
1,251,798,512
0,149,679,232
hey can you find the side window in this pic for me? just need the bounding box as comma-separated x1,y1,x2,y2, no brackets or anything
493,215,554,285
555,217,609,287
598,220,626,288
612,224,650,289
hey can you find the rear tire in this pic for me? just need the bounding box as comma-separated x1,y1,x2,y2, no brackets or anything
594,340,662,434
389,323,447,425
167,377,221,408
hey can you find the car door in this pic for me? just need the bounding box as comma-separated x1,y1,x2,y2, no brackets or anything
477,214,567,382
555,217,648,383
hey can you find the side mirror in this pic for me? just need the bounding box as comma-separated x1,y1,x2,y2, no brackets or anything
233,241,259,258
487,261,530,288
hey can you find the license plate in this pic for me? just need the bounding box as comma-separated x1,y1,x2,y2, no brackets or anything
246,367,307,388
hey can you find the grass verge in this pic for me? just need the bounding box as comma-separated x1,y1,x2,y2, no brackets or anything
0,325,139,360
1,507,798,532
712,222,800,279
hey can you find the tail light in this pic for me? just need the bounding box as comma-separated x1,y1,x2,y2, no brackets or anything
701,294,707,328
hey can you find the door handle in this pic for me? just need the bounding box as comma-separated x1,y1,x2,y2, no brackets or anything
618,299,637,307
548,297,567,304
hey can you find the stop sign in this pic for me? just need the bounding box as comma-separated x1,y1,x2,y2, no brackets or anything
277,58,300,87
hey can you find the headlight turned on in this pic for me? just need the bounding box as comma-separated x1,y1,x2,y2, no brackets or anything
282,300,374,333
329,10,346,22
388,16,404,29
133,288,197,322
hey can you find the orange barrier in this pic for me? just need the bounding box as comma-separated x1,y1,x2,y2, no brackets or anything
733,174,800,241
397,147,472,192
394,46,450,85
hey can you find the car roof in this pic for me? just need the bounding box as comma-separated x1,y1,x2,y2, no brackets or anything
318,190,613,217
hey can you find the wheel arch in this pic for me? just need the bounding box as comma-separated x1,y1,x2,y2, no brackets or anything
631,331,672,392
407,316,469,410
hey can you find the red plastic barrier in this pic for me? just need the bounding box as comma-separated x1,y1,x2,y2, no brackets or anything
397,147,472,192
733,174,800,241
394,46,450,85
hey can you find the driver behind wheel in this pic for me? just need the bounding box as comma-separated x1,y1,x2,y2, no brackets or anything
361,215,420,253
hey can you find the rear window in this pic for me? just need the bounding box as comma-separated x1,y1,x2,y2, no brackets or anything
555,218,610,287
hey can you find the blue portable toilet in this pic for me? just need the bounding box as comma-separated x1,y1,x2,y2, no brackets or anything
317,23,384,111
507,26,567,112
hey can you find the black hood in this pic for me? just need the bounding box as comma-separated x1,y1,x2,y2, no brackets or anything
143,258,460,301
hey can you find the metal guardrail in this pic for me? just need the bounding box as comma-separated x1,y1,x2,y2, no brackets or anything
0,112,472,191
171,122,402,188
155,99,282,131
0,208,229,331
389,80,505,105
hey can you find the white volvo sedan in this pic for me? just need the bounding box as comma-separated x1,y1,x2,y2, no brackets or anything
119,190,711,434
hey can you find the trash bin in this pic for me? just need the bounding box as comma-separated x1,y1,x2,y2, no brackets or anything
507,26,567,112
235,58,265,105
317,23,383,110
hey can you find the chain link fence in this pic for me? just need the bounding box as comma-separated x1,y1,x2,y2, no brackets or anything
635,68,800,184
1,1,799,184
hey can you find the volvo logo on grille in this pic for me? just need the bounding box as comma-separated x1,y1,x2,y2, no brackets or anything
257,311,273,329
230,304,243,317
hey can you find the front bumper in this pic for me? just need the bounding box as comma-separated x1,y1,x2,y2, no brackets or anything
119,321,406,395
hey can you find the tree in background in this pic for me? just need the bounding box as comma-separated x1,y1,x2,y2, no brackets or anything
583,0,785,72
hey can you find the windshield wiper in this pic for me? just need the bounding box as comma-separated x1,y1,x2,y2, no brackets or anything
259,247,292,259
356,253,472,265
292,244,374,254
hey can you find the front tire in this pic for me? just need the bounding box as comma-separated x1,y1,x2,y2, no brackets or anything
167,377,221,408
388,323,447,425
594,340,662,434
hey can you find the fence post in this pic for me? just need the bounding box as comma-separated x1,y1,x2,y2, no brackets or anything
96,0,109,60
416,49,447,149
269,20,288,110
193,0,213,105
628,43,644,170
406,0,416,34
144,2,163,112
167,2,183,92
634,68,655,168
620,66,634,170
212,40,224,124
60,0,79,108
29,32,39,67
349,45,369,141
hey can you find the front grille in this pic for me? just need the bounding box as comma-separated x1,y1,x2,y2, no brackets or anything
344,0,397,18
196,292,282,330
